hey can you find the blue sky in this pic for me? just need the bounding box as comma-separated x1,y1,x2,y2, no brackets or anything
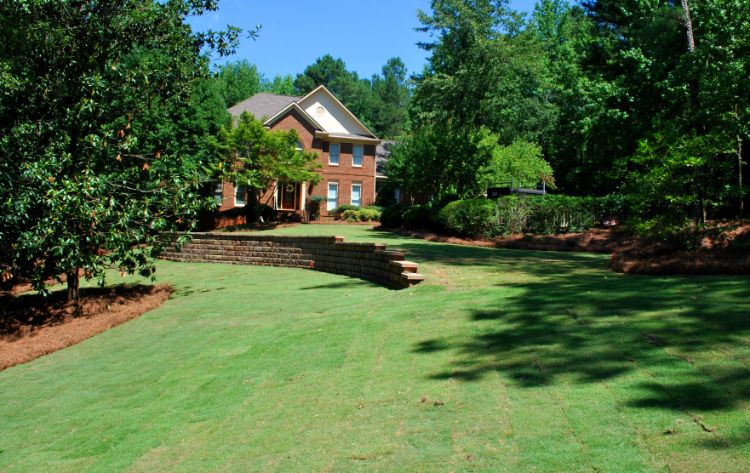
188,0,539,80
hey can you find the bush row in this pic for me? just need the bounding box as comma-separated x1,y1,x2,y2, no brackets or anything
333,205,383,222
380,194,626,237
438,195,626,237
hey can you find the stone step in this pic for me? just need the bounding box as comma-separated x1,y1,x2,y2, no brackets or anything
401,272,425,285
391,260,419,273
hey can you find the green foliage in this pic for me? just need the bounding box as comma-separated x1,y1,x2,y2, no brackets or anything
332,204,361,215
386,124,483,202
215,60,264,108
307,195,326,221
334,205,383,222
0,0,240,299
264,74,296,96
438,199,498,237
340,207,382,223
438,195,625,237
211,113,321,199
379,205,406,228
625,129,738,241
401,0,750,236
476,134,555,189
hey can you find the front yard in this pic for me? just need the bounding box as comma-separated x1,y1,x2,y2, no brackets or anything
1,225,749,472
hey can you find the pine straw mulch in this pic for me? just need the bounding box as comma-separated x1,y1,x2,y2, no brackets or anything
0,284,172,371
389,222,750,276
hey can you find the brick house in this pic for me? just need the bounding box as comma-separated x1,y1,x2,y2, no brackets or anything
217,85,380,221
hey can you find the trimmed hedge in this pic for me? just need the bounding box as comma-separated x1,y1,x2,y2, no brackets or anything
437,194,626,237
340,207,382,222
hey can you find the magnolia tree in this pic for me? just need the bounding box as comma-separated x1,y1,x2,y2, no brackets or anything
0,0,248,301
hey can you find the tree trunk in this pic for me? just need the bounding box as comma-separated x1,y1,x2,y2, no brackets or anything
680,0,696,53
67,269,80,304
680,0,704,224
740,137,745,217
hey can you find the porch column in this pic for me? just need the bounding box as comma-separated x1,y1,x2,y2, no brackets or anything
300,181,307,211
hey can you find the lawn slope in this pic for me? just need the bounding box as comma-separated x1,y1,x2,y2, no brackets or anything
1,225,748,472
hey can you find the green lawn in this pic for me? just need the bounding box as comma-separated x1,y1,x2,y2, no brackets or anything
2,225,749,472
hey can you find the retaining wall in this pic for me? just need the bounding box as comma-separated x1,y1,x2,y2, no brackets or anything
160,233,424,289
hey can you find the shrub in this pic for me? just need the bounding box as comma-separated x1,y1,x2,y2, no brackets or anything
523,195,596,234
437,194,628,237
495,196,531,235
380,205,406,228
308,196,325,221
332,204,360,215
339,207,382,222
438,199,497,237
402,205,432,229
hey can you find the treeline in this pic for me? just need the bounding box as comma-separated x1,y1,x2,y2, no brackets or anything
204,55,411,139
386,0,749,238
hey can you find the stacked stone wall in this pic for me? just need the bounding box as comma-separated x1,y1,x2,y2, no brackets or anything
161,233,424,289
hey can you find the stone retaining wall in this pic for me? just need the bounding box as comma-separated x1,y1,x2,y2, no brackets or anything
160,233,424,289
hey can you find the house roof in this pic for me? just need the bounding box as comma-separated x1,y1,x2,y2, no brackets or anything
227,93,301,120
228,86,379,141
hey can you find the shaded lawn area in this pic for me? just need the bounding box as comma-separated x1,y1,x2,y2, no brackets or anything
1,225,749,472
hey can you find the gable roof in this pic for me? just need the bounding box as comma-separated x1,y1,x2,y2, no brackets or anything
227,93,301,120
228,86,378,141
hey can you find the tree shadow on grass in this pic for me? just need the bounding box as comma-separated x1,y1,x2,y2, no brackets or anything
412,260,750,414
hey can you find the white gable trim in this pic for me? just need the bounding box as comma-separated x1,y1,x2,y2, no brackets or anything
297,85,379,139
263,102,325,131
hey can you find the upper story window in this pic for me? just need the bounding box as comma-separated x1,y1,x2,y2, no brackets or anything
329,143,340,165
352,144,363,167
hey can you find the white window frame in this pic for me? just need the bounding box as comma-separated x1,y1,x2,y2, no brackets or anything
329,143,340,166
234,184,246,207
352,144,363,167
351,183,362,207
327,182,339,211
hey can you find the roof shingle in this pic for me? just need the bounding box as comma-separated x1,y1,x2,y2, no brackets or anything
227,93,301,120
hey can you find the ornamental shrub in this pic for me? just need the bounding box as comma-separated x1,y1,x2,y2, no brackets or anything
339,207,382,222
379,205,406,228
438,199,497,237
438,194,627,237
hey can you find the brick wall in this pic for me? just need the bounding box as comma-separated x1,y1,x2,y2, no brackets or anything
161,233,424,289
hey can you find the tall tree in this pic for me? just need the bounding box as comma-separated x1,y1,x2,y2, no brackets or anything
371,57,411,138
215,60,265,108
0,0,242,301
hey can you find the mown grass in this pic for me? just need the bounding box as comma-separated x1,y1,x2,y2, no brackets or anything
1,224,749,472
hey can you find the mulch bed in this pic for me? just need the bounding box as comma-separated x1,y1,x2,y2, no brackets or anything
389,224,750,276
0,284,172,371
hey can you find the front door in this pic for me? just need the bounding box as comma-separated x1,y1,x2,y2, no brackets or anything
278,182,298,210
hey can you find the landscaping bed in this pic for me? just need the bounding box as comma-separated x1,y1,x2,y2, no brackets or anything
388,222,750,275
0,284,172,371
